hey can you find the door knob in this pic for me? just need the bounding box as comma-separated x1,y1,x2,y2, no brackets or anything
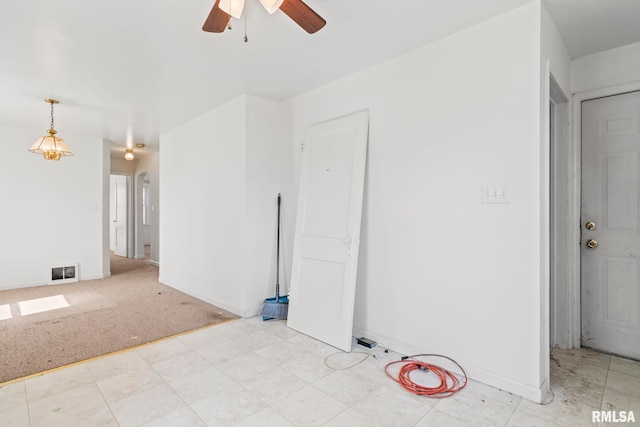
585,221,596,230
586,239,598,249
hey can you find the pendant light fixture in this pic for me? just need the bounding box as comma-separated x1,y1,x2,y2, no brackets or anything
29,99,73,161
124,148,134,161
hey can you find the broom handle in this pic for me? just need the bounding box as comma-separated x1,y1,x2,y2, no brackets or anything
275,193,281,299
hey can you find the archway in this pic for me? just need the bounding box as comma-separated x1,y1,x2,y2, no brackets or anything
135,172,151,260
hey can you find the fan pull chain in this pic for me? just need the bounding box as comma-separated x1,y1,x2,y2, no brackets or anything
243,5,248,42
50,101,55,129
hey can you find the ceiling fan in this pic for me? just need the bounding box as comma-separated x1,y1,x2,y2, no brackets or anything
202,0,326,34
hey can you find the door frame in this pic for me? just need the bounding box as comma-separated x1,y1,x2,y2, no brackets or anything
569,81,640,347
549,75,571,349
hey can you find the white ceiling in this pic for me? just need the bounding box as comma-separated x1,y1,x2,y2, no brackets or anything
543,0,640,59
1,0,639,155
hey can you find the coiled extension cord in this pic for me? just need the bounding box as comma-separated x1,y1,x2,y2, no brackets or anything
385,353,468,398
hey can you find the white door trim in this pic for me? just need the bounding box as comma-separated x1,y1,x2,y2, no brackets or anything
549,74,571,349
570,80,640,347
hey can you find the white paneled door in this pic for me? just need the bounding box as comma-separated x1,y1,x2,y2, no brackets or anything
581,91,640,359
287,111,369,352
112,175,128,258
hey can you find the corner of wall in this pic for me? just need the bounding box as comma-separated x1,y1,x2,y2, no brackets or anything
102,139,112,278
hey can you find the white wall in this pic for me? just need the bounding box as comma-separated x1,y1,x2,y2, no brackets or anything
159,95,288,316
284,3,545,400
135,152,160,264
0,124,107,289
572,41,640,94
160,96,247,314
244,95,290,315
111,157,136,175
541,2,571,95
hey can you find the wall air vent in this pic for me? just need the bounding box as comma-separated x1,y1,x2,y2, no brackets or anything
48,263,78,285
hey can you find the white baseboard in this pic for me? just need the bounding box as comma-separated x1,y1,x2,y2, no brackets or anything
0,280,45,291
352,326,544,403
149,260,159,267
159,276,243,317
0,273,110,291
81,274,110,281
245,302,265,319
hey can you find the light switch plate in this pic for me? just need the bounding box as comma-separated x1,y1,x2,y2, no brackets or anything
481,186,510,204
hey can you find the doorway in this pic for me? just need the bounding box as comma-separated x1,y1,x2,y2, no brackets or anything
135,172,152,261
549,76,571,349
109,174,130,258
580,90,640,360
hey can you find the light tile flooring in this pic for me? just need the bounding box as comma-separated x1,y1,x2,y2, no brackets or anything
1,317,639,426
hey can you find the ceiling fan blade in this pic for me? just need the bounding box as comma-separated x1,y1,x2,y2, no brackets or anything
202,0,231,33
279,0,326,34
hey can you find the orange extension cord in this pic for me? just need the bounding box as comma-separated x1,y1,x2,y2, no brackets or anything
385,354,468,398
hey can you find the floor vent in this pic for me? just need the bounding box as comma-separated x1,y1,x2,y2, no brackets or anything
48,263,78,285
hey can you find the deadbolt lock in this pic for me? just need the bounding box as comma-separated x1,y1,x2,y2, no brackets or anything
586,239,598,249
585,221,596,230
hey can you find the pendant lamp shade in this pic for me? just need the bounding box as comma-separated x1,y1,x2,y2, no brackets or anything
29,131,74,161
29,99,73,161
218,0,245,18
259,0,284,14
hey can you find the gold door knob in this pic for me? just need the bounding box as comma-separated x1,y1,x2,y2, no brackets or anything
585,221,596,230
586,239,598,249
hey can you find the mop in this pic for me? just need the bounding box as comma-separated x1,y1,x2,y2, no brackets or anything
261,193,288,320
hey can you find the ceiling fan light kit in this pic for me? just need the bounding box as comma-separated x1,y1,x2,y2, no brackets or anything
203,0,325,35
259,0,284,14
218,0,244,19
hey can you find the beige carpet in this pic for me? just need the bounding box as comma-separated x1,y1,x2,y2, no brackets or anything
0,252,238,383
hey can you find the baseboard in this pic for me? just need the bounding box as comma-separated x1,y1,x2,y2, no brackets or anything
245,302,265,319
0,273,110,291
149,260,159,267
134,255,146,260
352,326,544,403
159,276,243,317
0,280,45,291
81,274,109,281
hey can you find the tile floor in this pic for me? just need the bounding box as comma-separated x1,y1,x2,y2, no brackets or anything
0,317,638,426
